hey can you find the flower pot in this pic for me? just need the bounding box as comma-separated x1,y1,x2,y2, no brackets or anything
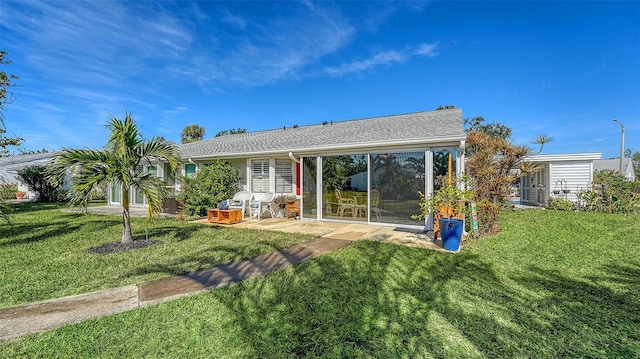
439,218,463,251
15,192,26,200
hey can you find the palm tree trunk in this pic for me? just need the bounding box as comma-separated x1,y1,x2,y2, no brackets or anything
121,187,134,243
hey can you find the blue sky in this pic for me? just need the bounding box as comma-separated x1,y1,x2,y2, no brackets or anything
1,1,638,159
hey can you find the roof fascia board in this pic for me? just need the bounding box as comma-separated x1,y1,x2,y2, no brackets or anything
524,153,602,162
183,136,466,160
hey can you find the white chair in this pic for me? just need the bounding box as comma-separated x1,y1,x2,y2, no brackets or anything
249,192,276,220
335,189,356,217
227,191,253,220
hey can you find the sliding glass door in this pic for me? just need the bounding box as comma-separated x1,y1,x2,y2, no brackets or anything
370,152,425,225
301,151,433,227
321,155,368,222
302,157,318,219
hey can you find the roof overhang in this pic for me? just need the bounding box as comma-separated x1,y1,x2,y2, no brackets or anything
523,152,602,163
182,135,466,160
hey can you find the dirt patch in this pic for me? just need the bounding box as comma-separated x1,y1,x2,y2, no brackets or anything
88,239,160,255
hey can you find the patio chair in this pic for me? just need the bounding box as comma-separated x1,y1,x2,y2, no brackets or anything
249,192,276,220
335,189,356,217
369,189,382,221
227,191,253,220
355,189,381,221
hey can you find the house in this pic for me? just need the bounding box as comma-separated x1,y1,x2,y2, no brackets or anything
519,152,602,207
593,158,636,181
0,152,59,199
108,108,467,229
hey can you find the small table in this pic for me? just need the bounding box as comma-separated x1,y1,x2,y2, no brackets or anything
285,201,300,219
208,208,242,224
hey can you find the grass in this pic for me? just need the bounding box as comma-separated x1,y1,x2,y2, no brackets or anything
0,202,314,308
1,208,639,357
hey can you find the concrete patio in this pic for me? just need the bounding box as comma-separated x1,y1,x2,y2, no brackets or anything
83,205,441,250
197,216,440,250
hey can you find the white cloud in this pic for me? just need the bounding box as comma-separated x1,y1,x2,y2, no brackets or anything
221,7,247,29
1,0,437,150
322,42,439,77
415,42,439,56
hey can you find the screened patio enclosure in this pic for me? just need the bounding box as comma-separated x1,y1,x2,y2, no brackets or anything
301,148,458,228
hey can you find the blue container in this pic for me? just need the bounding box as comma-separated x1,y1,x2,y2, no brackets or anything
439,218,463,251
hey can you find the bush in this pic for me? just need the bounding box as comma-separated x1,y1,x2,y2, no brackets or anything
177,160,240,217
16,164,61,202
577,170,640,214
0,182,18,199
547,198,575,211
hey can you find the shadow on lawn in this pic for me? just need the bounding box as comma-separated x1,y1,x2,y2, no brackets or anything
214,241,639,357
0,216,122,248
122,226,296,278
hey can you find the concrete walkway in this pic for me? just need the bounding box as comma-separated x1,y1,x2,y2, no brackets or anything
0,237,352,341
0,211,440,341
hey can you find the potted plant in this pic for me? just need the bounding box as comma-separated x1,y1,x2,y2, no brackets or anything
414,175,473,251
15,191,26,200
274,194,297,209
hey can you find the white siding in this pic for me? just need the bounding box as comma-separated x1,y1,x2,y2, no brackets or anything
548,161,593,203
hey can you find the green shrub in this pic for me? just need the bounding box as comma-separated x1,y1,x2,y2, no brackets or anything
577,170,640,214
547,198,575,211
0,182,18,199
16,164,62,202
177,160,240,217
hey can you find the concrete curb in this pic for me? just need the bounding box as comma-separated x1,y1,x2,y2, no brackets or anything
0,285,139,341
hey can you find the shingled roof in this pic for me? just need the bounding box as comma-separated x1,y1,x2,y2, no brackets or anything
180,108,464,159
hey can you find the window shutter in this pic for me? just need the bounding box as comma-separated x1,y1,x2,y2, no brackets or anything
275,160,293,193
252,160,269,192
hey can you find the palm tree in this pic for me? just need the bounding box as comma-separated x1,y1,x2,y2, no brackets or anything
50,112,180,243
180,124,205,143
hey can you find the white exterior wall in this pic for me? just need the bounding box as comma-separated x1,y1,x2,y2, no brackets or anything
520,153,601,207
548,161,593,203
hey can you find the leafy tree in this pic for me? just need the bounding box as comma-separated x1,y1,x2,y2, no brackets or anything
0,50,23,220
177,160,239,217
435,105,455,110
50,112,180,243
16,164,63,202
181,124,205,144
0,50,20,129
0,51,24,156
464,116,512,141
215,128,246,137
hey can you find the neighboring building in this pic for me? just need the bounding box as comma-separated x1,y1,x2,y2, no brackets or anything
519,153,602,207
108,108,467,229
593,158,635,182
0,152,59,199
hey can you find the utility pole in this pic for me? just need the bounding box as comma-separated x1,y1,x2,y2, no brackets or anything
613,119,625,174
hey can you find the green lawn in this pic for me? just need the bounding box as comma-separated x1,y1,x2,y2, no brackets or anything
2,207,640,357
0,202,313,308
